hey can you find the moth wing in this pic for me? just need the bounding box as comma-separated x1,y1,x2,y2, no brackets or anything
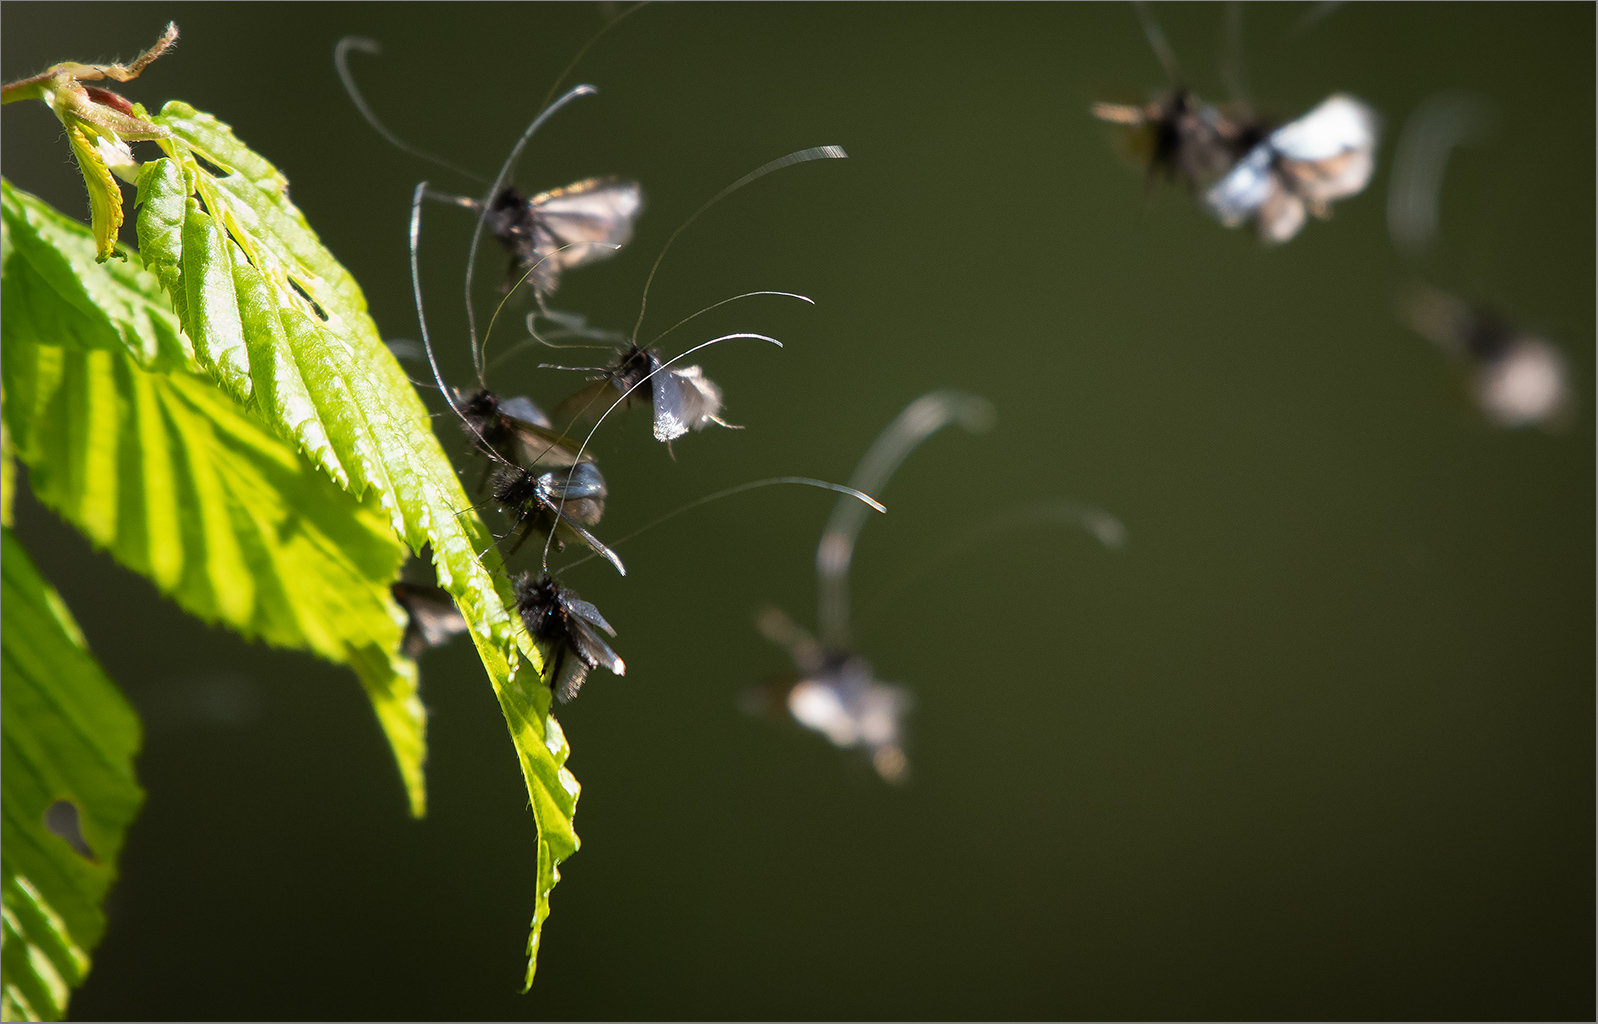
567,617,626,677
552,376,646,429
650,364,694,441
498,395,552,429
530,178,644,273
671,365,724,431
1270,94,1378,203
1256,186,1308,244
511,421,589,469
1269,94,1378,163
545,463,607,526
392,583,468,659
552,646,592,704
557,517,627,576
564,596,617,637
1204,145,1276,226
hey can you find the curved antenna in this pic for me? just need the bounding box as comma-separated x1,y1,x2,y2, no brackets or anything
538,332,784,571
411,182,529,471
645,290,815,350
409,182,471,428
630,146,848,343
465,84,599,386
817,390,996,650
1131,1,1183,84
555,477,885,574
854,500,1128,637
1218,1,1251,108
536,1,651,115
335,37,486,183
1387,91,1496,255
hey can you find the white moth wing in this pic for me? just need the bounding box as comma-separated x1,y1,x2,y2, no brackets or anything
1205,144,1276,225
530,178,644,272
1269,94,1378,162
672,365,724,431
1257,186,1308,244
1270,94,1378,204
650,363,693,441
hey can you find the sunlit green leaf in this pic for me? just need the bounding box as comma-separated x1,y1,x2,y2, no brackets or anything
2,181,424,815
0,527,143,1022
135,103,580,985
7,110,580,982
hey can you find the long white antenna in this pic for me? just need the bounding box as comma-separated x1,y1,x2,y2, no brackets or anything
464,84,599,386
554,477,885,574
630,146,848,344
336,37,487,183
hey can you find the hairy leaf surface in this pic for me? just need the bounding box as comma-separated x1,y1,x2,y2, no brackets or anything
0,527,143,1022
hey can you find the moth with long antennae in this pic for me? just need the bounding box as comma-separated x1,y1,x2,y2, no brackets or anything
410,182,626,578
337,37,644,320
549,147,848,447
746,390,996,784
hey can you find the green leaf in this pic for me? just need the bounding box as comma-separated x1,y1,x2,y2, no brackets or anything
6,106,581,984
1,526,143,1022
139,104,580,985
2,181,424,815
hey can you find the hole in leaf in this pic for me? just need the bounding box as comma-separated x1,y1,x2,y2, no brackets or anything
288,278,329,322
44,800,95,861
190,150,233,179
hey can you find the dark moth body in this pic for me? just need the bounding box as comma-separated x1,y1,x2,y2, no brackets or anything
514,573,625,703
1093,88,1266,193
457,387,588,475
492,462,624,574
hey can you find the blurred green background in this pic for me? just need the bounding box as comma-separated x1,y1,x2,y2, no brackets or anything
3,3,1592,1018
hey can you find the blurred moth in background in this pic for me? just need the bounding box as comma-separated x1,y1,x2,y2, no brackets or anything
746,390,996,784
1204,93,1379,243
1092,3,1265,194
1398,285,1575,430
393,581,470,660
514,573,625,704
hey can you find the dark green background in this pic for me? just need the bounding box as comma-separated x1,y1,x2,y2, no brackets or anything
3,3,1592,1019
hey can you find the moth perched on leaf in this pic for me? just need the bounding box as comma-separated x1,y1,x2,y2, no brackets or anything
456,388,589,473
492,462,624,575
514,573,625,704
1205,94,1379,243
